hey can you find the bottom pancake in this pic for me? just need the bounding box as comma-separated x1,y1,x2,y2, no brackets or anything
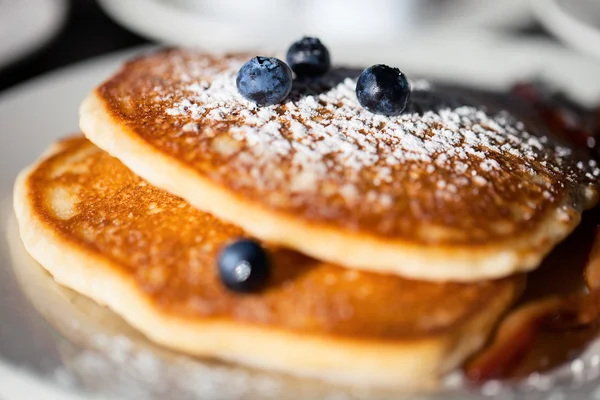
13,136,523,388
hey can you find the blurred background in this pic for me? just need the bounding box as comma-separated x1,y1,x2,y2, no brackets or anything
1,0,600,101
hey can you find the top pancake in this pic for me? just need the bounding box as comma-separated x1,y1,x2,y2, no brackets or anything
80,48,600,281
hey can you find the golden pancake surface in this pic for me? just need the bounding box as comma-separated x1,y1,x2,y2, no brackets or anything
80,49,600,280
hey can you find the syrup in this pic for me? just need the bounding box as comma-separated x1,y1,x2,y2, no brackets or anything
464,83,600,382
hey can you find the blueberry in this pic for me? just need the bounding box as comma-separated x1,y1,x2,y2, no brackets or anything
217,239,270,293
286,37,331,78
356,64,411,116
236,56,293,106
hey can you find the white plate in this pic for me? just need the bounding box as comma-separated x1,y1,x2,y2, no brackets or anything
1,35,600,399
0,0,68,70
97,0,533,50
533,0,600,61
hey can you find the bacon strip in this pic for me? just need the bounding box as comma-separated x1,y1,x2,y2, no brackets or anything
465,227,600,382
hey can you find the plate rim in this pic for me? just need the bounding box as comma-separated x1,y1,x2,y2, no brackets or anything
532,0,600,60
0,0,68,70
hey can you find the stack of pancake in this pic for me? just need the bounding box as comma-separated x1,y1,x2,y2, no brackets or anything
13,49,600,388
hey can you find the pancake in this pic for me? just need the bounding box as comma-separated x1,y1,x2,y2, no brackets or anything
80,48,600,281
13,136,523,388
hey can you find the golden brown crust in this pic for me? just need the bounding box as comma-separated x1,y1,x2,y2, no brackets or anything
12,136,525,386
80,49,599,280
94,49,598,243
20,136,522,340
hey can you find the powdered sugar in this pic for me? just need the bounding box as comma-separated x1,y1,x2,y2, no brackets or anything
128,50,600,230
161,55,598,203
